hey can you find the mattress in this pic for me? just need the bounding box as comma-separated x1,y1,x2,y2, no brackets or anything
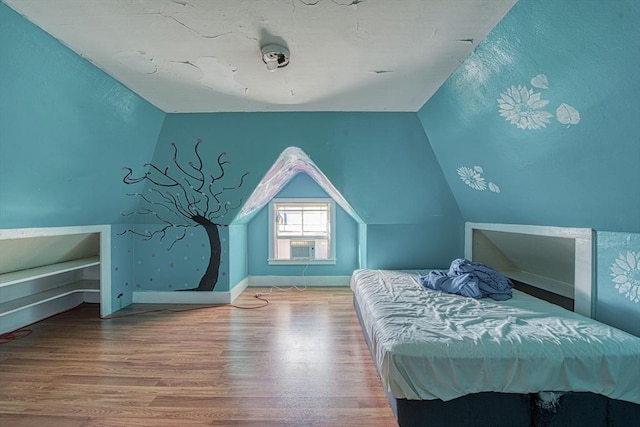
350,269,640,404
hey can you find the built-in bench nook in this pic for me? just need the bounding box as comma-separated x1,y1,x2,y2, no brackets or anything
465,222,594,318
0,225,112,335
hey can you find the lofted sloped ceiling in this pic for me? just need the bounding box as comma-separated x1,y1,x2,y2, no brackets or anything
3,0,516,113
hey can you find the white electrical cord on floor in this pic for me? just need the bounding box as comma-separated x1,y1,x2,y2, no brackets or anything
254,263,309,297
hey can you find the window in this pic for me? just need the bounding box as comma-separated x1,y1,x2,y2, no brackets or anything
268,199,336,264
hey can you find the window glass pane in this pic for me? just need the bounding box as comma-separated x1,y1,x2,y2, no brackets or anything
276,210,301,236
303,212,326,234
271,201,333,261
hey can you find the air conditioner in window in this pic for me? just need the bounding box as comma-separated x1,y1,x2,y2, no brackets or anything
290,240,315,259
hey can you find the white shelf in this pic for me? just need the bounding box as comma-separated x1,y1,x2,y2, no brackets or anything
0,225,112,331
0,279,99,317
0,257,100,287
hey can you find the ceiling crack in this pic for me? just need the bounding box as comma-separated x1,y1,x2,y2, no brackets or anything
199,30,258,42
172,60,195,66
159,10,258,42
146,62,158,75
169,60,200,71
331,0,365,6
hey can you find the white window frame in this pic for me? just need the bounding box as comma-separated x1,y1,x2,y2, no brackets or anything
268,198,336,265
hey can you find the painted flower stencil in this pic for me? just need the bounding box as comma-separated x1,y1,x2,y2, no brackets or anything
457,166,500,193
556,103,581,127
457,166,486,190
497,85,553,130
610,251,640,304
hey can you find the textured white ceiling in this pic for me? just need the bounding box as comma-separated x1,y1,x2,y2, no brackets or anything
5,0,517,112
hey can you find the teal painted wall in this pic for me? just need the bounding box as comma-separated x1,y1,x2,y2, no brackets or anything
417,0,640,232
7,0,636,335
110,225,134,312
1,4,460,296
596,232,639,336
129,223,231,292
229,224,248,289
247,173,359,277
0,4,164,311
155,113,460,226
128,112,463,290
0,3,166,229
367,221,459,270
417,0,640,333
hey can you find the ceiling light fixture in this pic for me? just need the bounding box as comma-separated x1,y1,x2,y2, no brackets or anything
261,44,290,72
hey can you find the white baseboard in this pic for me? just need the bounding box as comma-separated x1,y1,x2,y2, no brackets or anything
247,275,351,287
132,290,230,304
229,277,249,301
131,276,348,307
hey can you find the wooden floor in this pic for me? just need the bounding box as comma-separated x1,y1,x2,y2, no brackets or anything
0,287,397,426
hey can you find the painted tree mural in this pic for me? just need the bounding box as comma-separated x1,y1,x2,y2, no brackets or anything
120,139,248,291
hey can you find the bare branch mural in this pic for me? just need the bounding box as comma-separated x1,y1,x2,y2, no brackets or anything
120,139,248,291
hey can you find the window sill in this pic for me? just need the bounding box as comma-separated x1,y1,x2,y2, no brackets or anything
267,259,337,266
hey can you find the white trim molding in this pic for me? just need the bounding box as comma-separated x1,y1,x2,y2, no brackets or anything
131,275,350,306
132,277,251,305
247,275,351,287
133,290,231,305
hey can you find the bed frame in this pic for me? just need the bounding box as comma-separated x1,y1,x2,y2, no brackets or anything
354,222,639,427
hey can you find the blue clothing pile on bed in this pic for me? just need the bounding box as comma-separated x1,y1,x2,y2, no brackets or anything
419,258,513,301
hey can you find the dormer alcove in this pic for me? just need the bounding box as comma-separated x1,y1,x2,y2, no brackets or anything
228,146,365,291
